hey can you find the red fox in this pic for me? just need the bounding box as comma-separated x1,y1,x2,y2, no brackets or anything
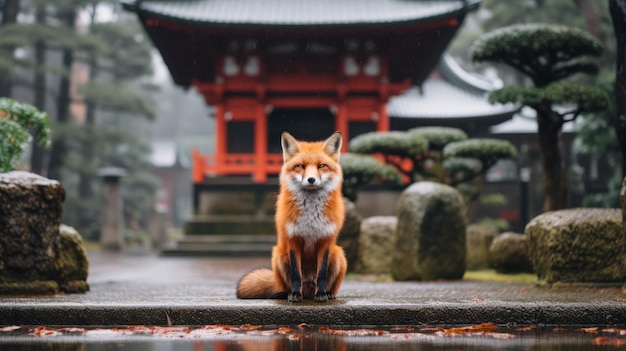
236,131,347,302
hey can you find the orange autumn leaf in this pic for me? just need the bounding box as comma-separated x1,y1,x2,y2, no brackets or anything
515,326,537,332
603,327,626,335
240,324,262,331
592,336,609,345
445,323,498,335
276,327,294,334
576,327,598,333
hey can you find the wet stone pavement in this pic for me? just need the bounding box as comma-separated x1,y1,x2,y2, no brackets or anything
0,251,625,327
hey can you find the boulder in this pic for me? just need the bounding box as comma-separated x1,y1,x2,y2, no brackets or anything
0,171,64,293
391,181,466,281
356,216,397,274
56,224,90,293
338,198,362,272
466,224,498,270
0,171,89,294
526,208,626,286
488,232,533,273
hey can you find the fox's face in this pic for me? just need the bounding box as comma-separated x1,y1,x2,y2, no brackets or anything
280,132,343,192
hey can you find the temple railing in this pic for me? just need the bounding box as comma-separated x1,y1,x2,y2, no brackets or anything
192,149,283,183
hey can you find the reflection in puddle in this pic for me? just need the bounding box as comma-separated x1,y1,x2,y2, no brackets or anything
0,325,625,350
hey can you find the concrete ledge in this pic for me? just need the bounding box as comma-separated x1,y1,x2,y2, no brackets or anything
2,301,625,326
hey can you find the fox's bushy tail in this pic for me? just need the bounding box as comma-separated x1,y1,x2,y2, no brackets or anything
236,268,286,299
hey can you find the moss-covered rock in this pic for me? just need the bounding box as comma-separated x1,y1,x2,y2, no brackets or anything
526,208,626,286
0,171,64,294
338,198,362,272
55,224,89,293
391,181,466,281
466,224,498,270
0,171,89,294
356,216,397,274
488,232,533,274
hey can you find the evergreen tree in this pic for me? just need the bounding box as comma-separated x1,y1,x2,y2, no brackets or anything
0,0,158,240
609,0,626,178
471,24,609,211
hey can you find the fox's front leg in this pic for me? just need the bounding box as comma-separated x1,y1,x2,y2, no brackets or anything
314,248,333,302
288,249,303,302
315,245,347,302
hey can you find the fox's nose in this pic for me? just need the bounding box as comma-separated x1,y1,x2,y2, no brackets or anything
307,177,316,184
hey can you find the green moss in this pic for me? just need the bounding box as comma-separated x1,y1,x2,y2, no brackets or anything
464,269,537,284
0,280,59,295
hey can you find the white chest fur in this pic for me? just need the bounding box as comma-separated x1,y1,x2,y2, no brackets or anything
286,189,337,242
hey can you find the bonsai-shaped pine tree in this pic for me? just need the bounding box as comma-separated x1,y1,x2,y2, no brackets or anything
346,127,517,202
340,153,403,202
0,98,50,172
470,23,610,211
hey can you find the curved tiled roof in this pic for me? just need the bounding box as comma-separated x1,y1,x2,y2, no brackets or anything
388,80,517,120
122,0,479,27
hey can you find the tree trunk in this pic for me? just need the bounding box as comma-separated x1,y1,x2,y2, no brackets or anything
0,0,19,97
47,8,76,182
78,29,97,201
574,0,602,41
536,107,568,212
30,2,46,175
610,0,626,179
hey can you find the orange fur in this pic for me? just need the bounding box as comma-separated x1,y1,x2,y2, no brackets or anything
236,132,347,302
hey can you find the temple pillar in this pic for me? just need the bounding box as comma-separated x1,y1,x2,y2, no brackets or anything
377,101,389,132
254,102,268,183
215,103,226,176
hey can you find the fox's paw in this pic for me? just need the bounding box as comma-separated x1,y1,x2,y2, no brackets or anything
314,292,335,303
288,292,303,303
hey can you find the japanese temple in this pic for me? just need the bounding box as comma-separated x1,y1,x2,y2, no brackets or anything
124,0,521,255
121,0,510,184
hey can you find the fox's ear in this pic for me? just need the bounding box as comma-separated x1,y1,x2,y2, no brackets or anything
281,132,300,161
323,131,342,160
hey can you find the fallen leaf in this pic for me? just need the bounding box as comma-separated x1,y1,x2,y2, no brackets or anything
515,326,537,332
576,327,598,334
0,326,20,332
240,324,262,331
602,327,626,335
485,332,515,339
57,327,86,334
276,327,294,334
592,336,609,345
444,323,498,335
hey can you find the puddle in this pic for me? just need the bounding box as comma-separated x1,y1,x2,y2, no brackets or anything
0,324,625,350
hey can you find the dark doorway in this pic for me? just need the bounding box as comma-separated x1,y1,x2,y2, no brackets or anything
267,108,335,153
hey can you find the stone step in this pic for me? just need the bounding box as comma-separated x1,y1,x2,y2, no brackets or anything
180,234,276,244
184,216,275,236
160,234,275,257
160,243,273,257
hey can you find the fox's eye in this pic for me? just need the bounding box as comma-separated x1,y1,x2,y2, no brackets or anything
318,164,327,169
295,164,305,170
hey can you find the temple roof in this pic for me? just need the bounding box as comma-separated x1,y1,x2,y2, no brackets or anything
388,54,518,123
123,0,480,88
122,0,479,27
